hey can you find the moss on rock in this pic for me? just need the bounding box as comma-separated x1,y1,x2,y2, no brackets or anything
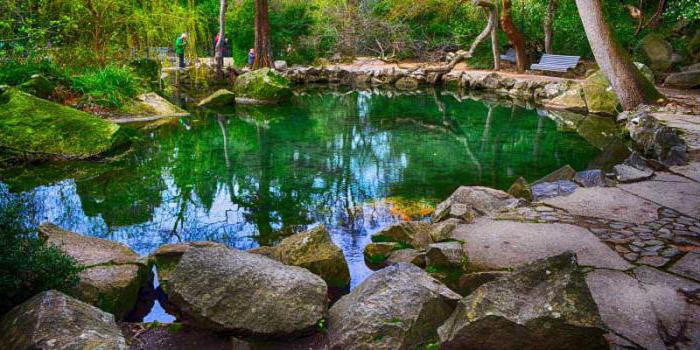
197,89,236,108
233,68,292,103
0,88,127,161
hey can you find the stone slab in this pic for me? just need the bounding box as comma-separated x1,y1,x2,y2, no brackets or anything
619,173,700,219
670,161,700,182
669,251,700,282
543,187,660,224
452,219,631,270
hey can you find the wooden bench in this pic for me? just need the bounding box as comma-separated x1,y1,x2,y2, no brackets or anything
500,48,516,63
530,54,580,73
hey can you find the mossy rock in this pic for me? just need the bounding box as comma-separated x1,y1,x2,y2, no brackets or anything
233,68,292,103
273,225,350,289
639,33,673,71
507,176,532,201
129,58,161,82
0,88,128,161
548,84,587,113
19,74,56,99
363,242,399,268
197,89,236,108
395,77,419,90
581,71,619,115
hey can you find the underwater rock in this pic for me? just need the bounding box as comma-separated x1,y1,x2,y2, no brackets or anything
168,246,327,337
0,290,127,350
327,263,461,350
438,252,607,350
39,224,150,320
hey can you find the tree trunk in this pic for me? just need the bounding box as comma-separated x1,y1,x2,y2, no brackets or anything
575,0,662,110
490,2,500,71
253,0,273,69
216,0,227,77
500,0,526,72
544,0,557,54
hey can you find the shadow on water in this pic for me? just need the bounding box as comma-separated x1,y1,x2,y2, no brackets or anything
0,86,627,321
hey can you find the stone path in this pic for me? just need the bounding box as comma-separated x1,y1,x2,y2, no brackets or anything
451,162,700,349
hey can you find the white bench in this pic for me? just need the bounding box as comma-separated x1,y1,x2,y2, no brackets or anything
530,54,580,73
500,48,517,63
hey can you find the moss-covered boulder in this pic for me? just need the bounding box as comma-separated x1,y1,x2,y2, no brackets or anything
148,241,226,294
581,63,653,116
639,33,673,71
19,74,56,99
233,68,292,103
197,89,236,108
507,176,532,201
364,242,399,268
272,225,351,289
546,84,587,113
39,224,150,320
0,88,127,161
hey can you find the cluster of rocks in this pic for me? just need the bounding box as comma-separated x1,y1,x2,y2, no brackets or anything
196,68,293,109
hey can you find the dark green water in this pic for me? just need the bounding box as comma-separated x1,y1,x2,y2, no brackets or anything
0,88,614,290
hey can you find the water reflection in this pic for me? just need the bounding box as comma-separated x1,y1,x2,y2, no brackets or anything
0,88,610,288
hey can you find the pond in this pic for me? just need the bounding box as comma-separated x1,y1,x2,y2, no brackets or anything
0,88,621,317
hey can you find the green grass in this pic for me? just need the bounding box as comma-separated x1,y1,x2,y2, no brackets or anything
71,66,143,109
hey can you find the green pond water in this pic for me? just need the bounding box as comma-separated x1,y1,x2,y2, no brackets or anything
0,88,621,297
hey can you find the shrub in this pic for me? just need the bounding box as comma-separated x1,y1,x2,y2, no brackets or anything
0,197,82,314
71,66,142,108
0,59,70,86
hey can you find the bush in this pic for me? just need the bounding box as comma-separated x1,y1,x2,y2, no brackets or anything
0,198,82,314
0,59,70,86
71,66,143,108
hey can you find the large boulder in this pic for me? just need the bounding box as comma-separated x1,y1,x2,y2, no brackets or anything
639,33,673,71
371,221,433,249
582,70,619,116
168,246,327,336
546,84,587,113
122,92,188,119
148,241,226,294
197,89,236,108
626,111,688,166
438,252,607,349
39,224,150,320
327,263,462,349
364,242,399,267
426,241,466,268
0,290,127,349
664,70,700,89
272,225,350,289
432,186,520,222
0,88,127,161
233,68,292,103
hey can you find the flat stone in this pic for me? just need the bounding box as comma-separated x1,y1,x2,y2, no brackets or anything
574,169,607,188
531,180,578,200
669,251,700,282
670,162,700,182
619,173,700,219
614,164,654,183
638,256,670,267
453,219,631,270
544,187,660,224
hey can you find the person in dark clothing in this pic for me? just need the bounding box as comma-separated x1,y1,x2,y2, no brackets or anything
248,48,255,67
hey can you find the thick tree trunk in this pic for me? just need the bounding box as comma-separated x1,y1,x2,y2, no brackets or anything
575,0,662,110
216,0,227,76
544,0,557,54
490,3,500,71
500,0,527,72
253,0,273,69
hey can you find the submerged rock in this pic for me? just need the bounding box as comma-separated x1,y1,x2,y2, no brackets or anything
432,186,520,222
197,89,236,108
233,68,292,103
438,252,607,349
327,263,461,349
39,224,150,320
0,88,127,162
168,246,327,337
0,290,127,349
272,225,350,289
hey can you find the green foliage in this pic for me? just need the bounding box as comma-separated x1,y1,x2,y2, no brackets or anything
0,197,82,314
71,66,142,108
0,59,69,87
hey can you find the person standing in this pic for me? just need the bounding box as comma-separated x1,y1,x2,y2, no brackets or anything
175,33,188,69
248,48,255,67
